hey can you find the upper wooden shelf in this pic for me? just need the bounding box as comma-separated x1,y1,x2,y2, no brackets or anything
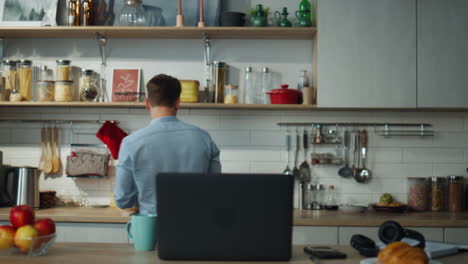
0,26,317,40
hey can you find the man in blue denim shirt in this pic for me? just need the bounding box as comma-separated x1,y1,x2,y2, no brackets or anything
115,74,221,215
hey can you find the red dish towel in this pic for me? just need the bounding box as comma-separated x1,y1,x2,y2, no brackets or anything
96,121,128,159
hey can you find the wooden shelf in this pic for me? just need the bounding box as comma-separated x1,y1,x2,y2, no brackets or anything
0,26,316,39
0,101,317,110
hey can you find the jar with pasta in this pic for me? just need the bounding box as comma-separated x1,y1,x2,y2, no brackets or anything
429,177,446,212
407,177,428,211
0,77,5,101
2,60,17,99
79,69,98,102
224,84,239,104
55,80,74,102
56,60,71,81
448,176,464,212
37,81,55,102
18,60,32,101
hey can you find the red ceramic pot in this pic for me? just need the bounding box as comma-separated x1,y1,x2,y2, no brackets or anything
267,85,301,104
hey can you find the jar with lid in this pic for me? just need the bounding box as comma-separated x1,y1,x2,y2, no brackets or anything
325,185,338,210
0,77,5,101
447,176,464,212
117,0,147,26
407,177,428,211
55,80,74,102
18,60,32,101
39,65,53,81
224,84,239,104
212,61,226,103
9,89,22,102
2,60,17,99
79,70,98,102
429,177,446,212
56,60,71,81
37,81,55,102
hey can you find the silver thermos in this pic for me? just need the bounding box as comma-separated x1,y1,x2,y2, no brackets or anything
13,167,40,208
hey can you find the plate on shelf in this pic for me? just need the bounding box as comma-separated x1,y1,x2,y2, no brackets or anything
360,258,442,264
371,203,409,213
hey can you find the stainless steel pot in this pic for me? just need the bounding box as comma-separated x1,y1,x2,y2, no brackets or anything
6,167,40,208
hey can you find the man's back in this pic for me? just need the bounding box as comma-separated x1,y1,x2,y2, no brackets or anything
115,116,221,215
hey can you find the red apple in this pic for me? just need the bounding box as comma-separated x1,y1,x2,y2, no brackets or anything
34,218,56,243
9,205,35,229
14,225,39,253
0,225,16,249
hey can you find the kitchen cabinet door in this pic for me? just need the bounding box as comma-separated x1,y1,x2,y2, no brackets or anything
317,0,417,108
417,0,468,107
55,223,129,243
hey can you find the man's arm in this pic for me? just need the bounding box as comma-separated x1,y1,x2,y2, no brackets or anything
208,140,221,174
115,138,138,209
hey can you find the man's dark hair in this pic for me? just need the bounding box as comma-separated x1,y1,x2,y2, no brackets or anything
146,74,182,107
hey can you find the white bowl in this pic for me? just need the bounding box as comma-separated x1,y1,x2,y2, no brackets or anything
339,204,368,213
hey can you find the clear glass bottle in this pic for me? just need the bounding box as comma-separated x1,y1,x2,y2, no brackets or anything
117,0,147,26
79,70,99,102
447,176,464,212
18,60,32,101
56,60,71,81
407,177,428,211
261,67,272,104
244,66,259,104
297,70,310,93
325,185,339,210
429,177,446,212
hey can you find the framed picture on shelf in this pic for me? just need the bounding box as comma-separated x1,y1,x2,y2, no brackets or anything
0,0,58,26
111,69,143,102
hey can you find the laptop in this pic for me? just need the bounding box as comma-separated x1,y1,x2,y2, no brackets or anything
156,173,294,261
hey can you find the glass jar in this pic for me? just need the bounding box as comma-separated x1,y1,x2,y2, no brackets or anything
325,185,338,210
9,89,22,102
0,77,5,101
18,60,32,101
2,60,17,99
56,60,71,81
224,84,239,104
244,66,260,104
407,177,428,211
39,65,52,81
55,80,74,102
212,61,226,103
81,0,94,26
447,175,464,212
67,0,81,26
37,81,55,102
117,0,147,26
79,70,98,102
429,177,446,212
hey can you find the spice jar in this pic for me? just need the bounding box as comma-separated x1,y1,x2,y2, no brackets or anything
37,81,55,102
407,177,428,211
429,177,446,212
224,84,239,104
79,70,98,102
2,60,17,99
18,60,32,101
56,60,71,81
447,176,464,212
55,80,74,102
9,89,22,102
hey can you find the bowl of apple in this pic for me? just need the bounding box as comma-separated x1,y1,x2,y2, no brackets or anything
0,205,56,257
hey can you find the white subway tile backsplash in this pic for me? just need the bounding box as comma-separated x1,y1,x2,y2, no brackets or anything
368,148,403,163
0,129,11,144
250,161,284,174
250,131,283,147
209,130,250,146
403,148,464,163
221,148,281,162
219,116,279,130
432,163,467,177
220,161,250,173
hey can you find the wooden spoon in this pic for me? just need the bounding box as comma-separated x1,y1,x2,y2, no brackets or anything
52,126,61,174
38,127,46,171
43,126,54,174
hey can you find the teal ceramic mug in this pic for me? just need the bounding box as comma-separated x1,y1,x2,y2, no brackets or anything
126,214,158,251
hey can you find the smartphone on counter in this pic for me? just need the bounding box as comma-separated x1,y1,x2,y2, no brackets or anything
304,246,347,260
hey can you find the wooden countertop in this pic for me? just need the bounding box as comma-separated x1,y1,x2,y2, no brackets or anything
1,207,468,227
1,243,466,264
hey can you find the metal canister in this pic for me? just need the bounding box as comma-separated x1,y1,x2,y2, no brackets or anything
212,61,226,103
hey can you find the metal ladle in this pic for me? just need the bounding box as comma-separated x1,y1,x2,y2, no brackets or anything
338,130,353,178
283,132,293,176
356,129,372,183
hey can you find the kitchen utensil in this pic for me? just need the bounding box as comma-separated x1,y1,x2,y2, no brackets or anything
283,133,293,176
292,130,301,181
357,129,371,183
299,129,311,183
176,0,184,27
38,127,46,171
198,0,205,27
43,127,54,174
351,130,360,178
338,130,353,178
52,126,61,174
267,84,301,104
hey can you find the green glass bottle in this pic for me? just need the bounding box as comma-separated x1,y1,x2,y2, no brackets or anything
296,0,312,27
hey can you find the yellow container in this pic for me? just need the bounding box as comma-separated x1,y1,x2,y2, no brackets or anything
180,80,200,103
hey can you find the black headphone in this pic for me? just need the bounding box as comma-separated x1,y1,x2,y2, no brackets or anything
350,220,426,257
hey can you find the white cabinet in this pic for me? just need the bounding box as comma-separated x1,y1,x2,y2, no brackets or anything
317,0,417,108
55,223,129,243
292,226,338,245
417,0,468,107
